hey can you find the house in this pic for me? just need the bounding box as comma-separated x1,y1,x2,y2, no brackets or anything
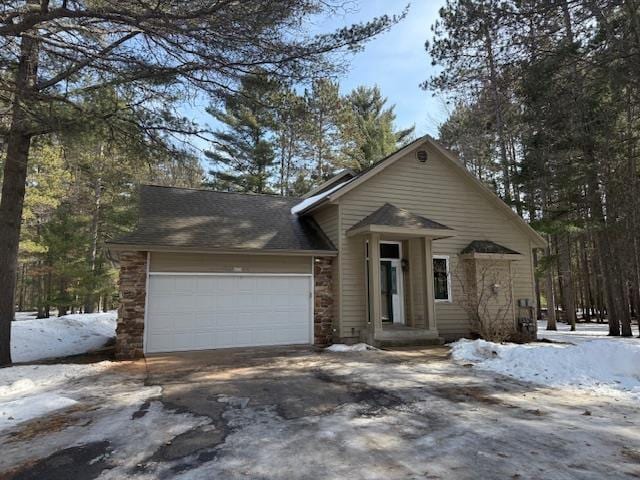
107,136,545,358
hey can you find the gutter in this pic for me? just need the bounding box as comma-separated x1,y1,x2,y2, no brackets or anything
105,243,338,257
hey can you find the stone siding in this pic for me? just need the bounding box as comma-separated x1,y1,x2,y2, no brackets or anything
115,251,147,359
314,257,335,345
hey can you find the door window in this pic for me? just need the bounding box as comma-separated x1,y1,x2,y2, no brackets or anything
380,242,400,259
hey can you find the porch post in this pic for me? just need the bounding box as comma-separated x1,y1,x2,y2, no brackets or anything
423,237,437,332
368,233,383,337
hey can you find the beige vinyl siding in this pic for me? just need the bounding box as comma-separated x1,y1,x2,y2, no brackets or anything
150,252,312,274
312,204,339,247
337,143,535,340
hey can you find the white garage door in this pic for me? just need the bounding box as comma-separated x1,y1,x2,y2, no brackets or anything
145,274,312,353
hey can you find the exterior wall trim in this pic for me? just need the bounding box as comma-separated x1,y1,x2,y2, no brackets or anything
310,257,315,345
143,251,150,354
149,272,312,277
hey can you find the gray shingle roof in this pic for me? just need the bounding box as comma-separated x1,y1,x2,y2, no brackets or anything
348,203,452,232
109,185,336,252
461,240,521,255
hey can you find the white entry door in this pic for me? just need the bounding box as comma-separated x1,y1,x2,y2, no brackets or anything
145,274,312,353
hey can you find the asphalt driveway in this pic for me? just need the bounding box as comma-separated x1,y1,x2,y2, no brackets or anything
3,346,639,479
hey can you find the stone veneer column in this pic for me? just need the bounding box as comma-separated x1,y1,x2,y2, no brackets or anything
115,251,148,359
314,257,335,345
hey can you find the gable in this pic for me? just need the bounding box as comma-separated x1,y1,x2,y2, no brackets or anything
327,137,545,248
336,140,543,249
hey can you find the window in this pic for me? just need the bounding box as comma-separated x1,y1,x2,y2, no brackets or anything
433,256,451,302
380,242,400,259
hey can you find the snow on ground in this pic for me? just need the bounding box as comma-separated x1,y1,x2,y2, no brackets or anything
11,311,117,362
538,319,639,343
0,362,114,430
325,343,376,352
0,361,207,477
452,322,640,399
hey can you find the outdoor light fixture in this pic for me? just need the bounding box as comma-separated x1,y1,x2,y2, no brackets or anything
491,283,501,294
401,258,409,271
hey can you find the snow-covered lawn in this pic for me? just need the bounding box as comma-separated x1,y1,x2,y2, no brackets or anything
452,321,640,399
538,319,639,343
0,362,113,430
0,311,118,431
11,311,117,362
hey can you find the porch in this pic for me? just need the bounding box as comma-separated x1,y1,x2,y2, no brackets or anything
346,203,455,347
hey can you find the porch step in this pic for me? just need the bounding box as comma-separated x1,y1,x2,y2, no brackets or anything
373,326,445,348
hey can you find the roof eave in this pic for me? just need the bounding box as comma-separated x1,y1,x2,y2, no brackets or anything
346,224,456,239
301,169,355,199
295,197,334,216
460,252,522,261
106,242,338,257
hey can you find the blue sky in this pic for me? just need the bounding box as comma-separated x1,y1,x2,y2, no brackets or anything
313,1,448,136
180,1,448,155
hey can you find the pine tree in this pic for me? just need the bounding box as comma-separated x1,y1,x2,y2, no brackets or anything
302,79,347,182
206,74,278,194
342,85,414,170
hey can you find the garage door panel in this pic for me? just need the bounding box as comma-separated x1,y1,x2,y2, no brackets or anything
169,276,195,293
236,276,256,292
194,277,216,293
148,313,176,332
148,296,182,316
146,274,311,353
286,278,309,295
149,276,176,294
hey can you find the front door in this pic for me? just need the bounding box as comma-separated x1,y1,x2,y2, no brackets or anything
380,258,404,324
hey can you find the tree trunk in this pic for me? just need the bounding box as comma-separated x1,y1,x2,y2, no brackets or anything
483,22,512,206
533,249,542,320
17,263,26,312
84,160,103,314
0,3,40,365
580,236,593,321
544,236,557,330
595,231,621,335
558,232,577,330
0,129,33,365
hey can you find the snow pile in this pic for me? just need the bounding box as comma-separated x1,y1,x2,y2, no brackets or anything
0,362,114,430
0,393,78,429
11,311,117,362
290,181,349,214
451,338,640,398
326,343,375,352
